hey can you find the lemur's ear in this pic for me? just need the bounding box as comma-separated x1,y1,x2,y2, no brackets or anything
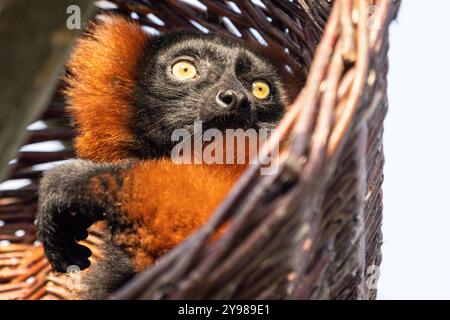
65,15,149,162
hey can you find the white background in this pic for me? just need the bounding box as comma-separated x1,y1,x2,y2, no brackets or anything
378,0,450,299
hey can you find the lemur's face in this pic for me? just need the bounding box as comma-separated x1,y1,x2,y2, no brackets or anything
132,31,288,158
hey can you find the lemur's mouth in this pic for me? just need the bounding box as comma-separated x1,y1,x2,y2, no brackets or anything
202,111,254,131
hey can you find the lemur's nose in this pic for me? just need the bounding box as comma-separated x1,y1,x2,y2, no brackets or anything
216,90,248,111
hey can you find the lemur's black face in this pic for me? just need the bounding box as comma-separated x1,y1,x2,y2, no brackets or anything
131,31,288,158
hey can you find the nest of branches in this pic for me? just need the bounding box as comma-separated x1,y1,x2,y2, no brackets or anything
0,0,400,300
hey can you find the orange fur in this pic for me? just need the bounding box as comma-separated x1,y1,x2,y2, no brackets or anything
117,160,245,271
66,16,149,162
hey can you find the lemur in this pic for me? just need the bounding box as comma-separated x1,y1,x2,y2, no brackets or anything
36,15,293,299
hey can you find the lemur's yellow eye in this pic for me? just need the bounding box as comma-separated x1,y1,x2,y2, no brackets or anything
171,60,197,80
252,81,270,100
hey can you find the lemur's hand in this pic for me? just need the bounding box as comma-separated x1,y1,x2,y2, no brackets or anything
36,160,125,273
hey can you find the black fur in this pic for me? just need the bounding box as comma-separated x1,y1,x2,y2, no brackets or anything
81,243,135,300
37,160,131,273
130,31,288,158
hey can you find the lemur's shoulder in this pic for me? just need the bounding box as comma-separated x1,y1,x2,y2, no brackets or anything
65,16,148,162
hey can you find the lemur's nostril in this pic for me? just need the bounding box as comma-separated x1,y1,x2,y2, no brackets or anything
221,92,234,105
216,90,247,110
216,90,237,108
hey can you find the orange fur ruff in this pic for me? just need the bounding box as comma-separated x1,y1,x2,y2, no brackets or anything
66,16,148,162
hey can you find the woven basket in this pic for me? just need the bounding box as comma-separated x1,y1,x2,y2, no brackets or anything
0,0,400,300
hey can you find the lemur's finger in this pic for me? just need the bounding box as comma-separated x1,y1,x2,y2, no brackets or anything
53,241,91,272
74,230,89,241
42,217,92,272
68,242,92,270
71,242,92,258
44,239,75,273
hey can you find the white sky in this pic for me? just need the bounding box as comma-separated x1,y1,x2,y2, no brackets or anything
378,0,450,299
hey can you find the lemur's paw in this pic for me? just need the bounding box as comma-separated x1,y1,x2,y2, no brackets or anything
35,161,100,273
38,205,94,272
40,209,93,272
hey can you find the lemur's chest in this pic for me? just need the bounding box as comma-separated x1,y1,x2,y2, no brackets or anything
112,160,245,270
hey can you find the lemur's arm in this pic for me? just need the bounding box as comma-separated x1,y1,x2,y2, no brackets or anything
37,159,244,273
36,160,132,272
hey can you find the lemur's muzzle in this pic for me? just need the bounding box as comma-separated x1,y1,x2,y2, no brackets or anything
200,74,254,129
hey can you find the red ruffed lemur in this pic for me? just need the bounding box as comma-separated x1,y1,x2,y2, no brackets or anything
36,15,294,299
